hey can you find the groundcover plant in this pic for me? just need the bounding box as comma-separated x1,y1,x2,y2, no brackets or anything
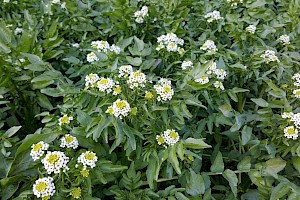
0,0,300,199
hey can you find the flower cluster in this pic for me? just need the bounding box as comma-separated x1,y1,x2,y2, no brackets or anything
30,141,49,161
97,77,116,94
246,25,256,34
134,6,148,23
154,78,174,101
33,177,55,199
127,71,147,89
91,40,121,54
200,40,218,53
226,0,243,6
292,73,300,87
278,34,290,45
156,129,180,147
260,50,280,63
60,134,79,149
85,73,99,88
118,65,133,78
86,52,99,63
213,81,225,90
181,61,193,70
77,151,98,169
156,33,185,54
58,114,73,126
204,11,223,23
282,112,299,140
42,151,69,174
195,76,210,85
106,99,131,119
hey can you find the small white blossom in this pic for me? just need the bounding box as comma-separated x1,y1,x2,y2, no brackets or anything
204,11,223,23
154,79,174,101
106,99,131,119
110,44,121,54
195,76,210,85
293,89,300,98
282,112,294,119
206,61,217,74
61,2,66,9
33,177,55,199
214,81,225,90
260,50,280,63
72,43,80,48
214,69,227,80
118,65,133,78
134,6,148,23
246,25,256,34
200,40,217,53
278,34,290,45
284,126,298,140
77,151,98,169
158,78,172,86
14,28,22,35
42,151,69,174
60,134,79,149
96,77,115,94
85,73,100,88
58,114,73,126
156,33,184,54
181,61,193,70
227,0,243,6
127,71,147,89
163,129,180,146
292,73,300,87
3,0,10,3
291,113,300,127
52,0,60,4
87,52,99,63
30,141,49,161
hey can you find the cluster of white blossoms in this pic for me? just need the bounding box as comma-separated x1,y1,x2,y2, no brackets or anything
106,99,131,119
200,40,218,53
77,151,98,169
156,129,180,147
33,177,55,199
278,34,290,45
134,6,148,23
42,151,69,174
226,0,243,6
206,61,217,75
156,33,185,54
281,112,299,140
260,50,280,63
60,134,79,149
30,141,50,161
85,73,100,88
214,81,225,90
127,71,147,89
195,76,210,85
91,40,121,54
118,65,133,78
154,78,174,101
58,114,73,126
97,77,116,94
292,73,300,98
181,61,193,70
204,11,223,23
86,52,99,63
214,69,227,80
246,25,256,34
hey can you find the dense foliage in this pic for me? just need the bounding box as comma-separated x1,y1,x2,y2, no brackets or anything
0,0,300,199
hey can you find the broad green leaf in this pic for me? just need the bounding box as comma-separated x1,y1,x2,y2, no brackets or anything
1,182,19,200
241,125,252,145
21,53,44,65
168,146,181,175
99,162,128,173
223,169,238,197
90,115,113,141
210,151,224,173
264,158,286,178
186,169,205,196
251,98,269,107
3,126,22,138
123,124,137,150
37,93,53,110
292,157,300,174
133,36,144,51
183,138,211,149
270,181,290,200
237,156,251,171
76,109,92,127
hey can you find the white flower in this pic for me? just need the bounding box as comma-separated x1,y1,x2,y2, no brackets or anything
181,61,193,70
3,0,10,3
30,141,49,161
106,99,131,119
19,58,25,63
110,44,121,54
246,25,256,34
195,76,209,84
127,71,147,89
113,85,122,95
52,0,60,4
260,50,280,63
85,73,99,88
291,113,300,127
33,177,55,199
96,77,115,94
206,61,217,74
204,11,223,23
200,40,217,53
154,79,174,101
278,34,290,45
214,69,227,80
72,43,80,48
156,33,184,54
158,78,172,86
58,114,73,126
227,0,243,6
163,129,180,146
14,28,22,35
42,151,69,174
284,126,298,140
214,81,225,90
293,89,300,98
292,73,300,87
77,151,98,169
87,52,99,63
118,65,133,78
60,134,79,149
134,6,148,23
61,2,66,9
282,112,294,119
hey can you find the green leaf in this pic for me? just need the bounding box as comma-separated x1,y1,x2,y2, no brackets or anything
183,138,211,149
168,146,181,175
1,182,19,200
146,157,157,189
186,169,205,196
123,124,137,150
241,125,252,145
90,115,113,141
21,53,44,65
76,109,92,127
37,93,53,110
99,162,128,173
251,98,269,107
270,181,291,200
126,56,142,66
133,36,145,51
237,156,251,171
3,126,22,138
210,151,224,173
292,157,300,174
223,169,238,197
264,158,286,178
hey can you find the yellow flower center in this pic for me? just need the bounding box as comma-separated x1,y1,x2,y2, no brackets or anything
42,196,50,200
33,143,43,152
107,107,114,115
145,92,153,99
163,86,172,93
71,187,82,199
65,136,74,143
169,131,178,140
157,135,165,144
116,101,127,109
99,79,109,85
84,152,95,161
88,53,94,58
133,71,141,77
169,43,175,47
287,128,295,135
114,86,121,94
47,154,59,165
296,91,300,96
100,41,107,45
35,182,48,192
60,116,69,124
88,74,96,79
80,169,90,177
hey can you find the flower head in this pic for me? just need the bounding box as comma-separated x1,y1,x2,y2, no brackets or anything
195,76,209,85
118,65,133,78
200,40,217,53
58,114,73,126
77,151,98,169
70,187,82,199
113,85,122,95
42,151,69,174
293,89,300,98
163,129,180,146
278,34,290,45
291,113,300,127
206,61,217,74
30,141,49,161
154,79,174,101
284,126,298,140
204,11,223,23
214,81,225,90
96,77,115,94
214,69,227,80
145,91,153,100
85,73,99,88
33,177,55,199
60,134,79,149
181,61,193,70
87,52,99,63
106,99,131,119
134,6,148,23
282,112,294,119
156,33,184,54
127,71,147,89
260,50,280,63
246,25,256,34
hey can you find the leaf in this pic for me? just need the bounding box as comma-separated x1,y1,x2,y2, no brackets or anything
251,98,269,107
90,115,113,141
122,124,137,150
241,125,252,145
168,146,181,175
1,182,19,200
292,157,300,174
264,158,286,178
210,151,224,173
3,126,22,138
76,109,92,127
186,169,205,196
99,162,128,173
37,93,53,110
183,138,211,149
146,157,157,189
21,53,44,65
133,36,145,51
223,169,238,197
126,56,142,66
270,181,291,200
237,156,251,171
63,56,80,64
